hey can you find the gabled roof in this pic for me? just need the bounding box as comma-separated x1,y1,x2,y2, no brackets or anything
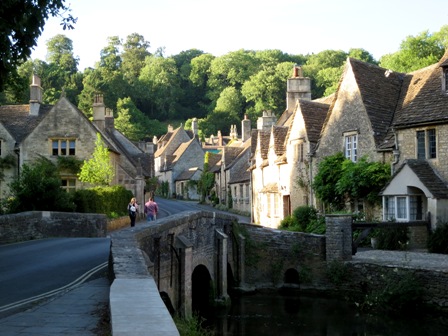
298,99,329,146
257,130,270,160
271,126,288,156
154,126,192,158
381,159,448,199
349,58,404,147
223,146,244,170
0,104,53,144
105,128,153,177
175,167,201,181
393,52,448,128
207,152,222,173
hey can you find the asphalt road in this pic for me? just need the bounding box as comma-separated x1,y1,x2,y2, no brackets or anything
0,237,110,308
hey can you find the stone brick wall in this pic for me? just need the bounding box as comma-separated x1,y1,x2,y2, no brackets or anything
0,211,107,244
241,224,326,289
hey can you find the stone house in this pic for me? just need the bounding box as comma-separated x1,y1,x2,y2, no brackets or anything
250,66,329,227
380,50,448,229
310,57,405,219
0,75,153,206
154,125,204,198
174,167,202,200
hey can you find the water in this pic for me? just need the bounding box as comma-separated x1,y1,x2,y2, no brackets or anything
203,292,448,336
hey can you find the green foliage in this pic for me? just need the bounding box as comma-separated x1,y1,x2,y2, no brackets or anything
376,227,409,250
72,185,132,216
379,27,447,72
0,0,77,90
157,181,170,198
362,270,424,314
336,157,390,205
427,223,448,254
7,156,75,213
312,152,346,211
174,314,213,336
0,154,16,181
313,153,390,212
280,206,325,234
78,133,114,186
56,156,83,174
197,152,214,203
326,260,350,286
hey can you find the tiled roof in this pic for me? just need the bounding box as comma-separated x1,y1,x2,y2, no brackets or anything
382,159,448,199
223,146,244,169
349,58,404,147
0,104,53,144
258,130,270,160
207,153,222,173
175,167,200,181
299,99,329,145
228,146,251,184
272,126,288,156
393,53,448,128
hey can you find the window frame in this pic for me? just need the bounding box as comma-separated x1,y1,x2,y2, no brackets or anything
61,178,77,193
51,138,77,156
344,132,358,162
416,128,437,160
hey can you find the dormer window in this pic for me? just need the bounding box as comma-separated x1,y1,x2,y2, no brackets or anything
344,131,358,162
440,61,448,92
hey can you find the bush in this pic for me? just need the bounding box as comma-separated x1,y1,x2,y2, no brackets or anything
293,205,318,232
376,227,409,250
279,215,299,230
73,185,132,217
427,223,448,254
363,270,424,314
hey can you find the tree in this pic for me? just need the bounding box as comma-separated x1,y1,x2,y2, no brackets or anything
7,156,75,213
379,27,447,72
0,0,77,90
197,152,215,203
312,152,346,211
78,133,114,186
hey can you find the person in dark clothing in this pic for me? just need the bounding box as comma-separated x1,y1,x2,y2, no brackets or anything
128,197,138,227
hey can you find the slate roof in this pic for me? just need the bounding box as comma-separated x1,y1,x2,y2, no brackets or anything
392,53,448,128
0,104,52,144
175,167,200,181
207,153,222,173
299,99,329,146
258,130,271,160
223,146,244,170
349,58,405,147
228,146,251,184
381,159,448,199
271,126,288,156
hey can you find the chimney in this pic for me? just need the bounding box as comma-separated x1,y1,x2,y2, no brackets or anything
105,108,114,129
92,94,106,131
29,74,43,116
241,114,251,142
287,64,311,112
192,118,198,137
167,124,173,132
217,130,223,146
257,110,277,130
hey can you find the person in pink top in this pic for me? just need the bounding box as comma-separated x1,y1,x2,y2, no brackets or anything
144,197,158,221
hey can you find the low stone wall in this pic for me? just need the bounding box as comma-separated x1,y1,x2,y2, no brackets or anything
241,223,327,289
0,211,107,244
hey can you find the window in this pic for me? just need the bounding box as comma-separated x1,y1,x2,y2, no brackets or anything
416,129,436,159
52,139,76,156
344,134,358,162
444,68,448,92
384,195,423,221
61,178,76,193
295,143,304,162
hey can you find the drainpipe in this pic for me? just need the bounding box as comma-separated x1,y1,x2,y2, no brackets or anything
391,127,400,175
14,147,20,178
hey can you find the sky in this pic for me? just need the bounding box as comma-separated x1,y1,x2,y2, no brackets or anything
31,0,448,71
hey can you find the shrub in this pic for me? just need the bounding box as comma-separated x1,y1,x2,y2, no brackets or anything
363,270,424,314
279,215,299,230
376,227,409,250
427,223,448,254
292,205,318,232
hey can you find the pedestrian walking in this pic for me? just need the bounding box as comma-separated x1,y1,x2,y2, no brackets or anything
144,197,158,221
128,197,138,227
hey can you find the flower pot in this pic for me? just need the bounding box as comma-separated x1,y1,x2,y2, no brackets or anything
371,237,378,249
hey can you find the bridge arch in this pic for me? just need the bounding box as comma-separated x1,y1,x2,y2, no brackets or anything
284,268,300,285
192,264,212,314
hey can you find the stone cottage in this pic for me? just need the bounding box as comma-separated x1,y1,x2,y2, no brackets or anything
0,75,153,206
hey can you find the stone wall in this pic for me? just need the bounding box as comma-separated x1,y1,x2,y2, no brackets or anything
240,223,326,289
0,211,107,244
